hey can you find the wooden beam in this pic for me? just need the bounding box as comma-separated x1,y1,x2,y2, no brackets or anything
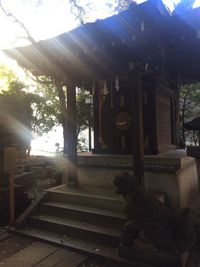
131,72,145,189
15,191,48,227
66,83,78,187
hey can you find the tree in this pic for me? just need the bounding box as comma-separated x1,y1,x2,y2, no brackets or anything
32,75,92,149
179,83,200,146
0,64,53,136
0,65,33,155
0,65,92,152
0,0,134,153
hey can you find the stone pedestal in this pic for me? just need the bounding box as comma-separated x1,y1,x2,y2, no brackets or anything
76,150,198,212
144,151,198,212
187,146,200,192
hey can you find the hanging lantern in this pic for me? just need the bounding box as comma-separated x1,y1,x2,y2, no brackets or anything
115,76,120,92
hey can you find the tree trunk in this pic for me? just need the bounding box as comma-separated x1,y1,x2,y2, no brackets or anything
66,83,78,186
56,82,78,186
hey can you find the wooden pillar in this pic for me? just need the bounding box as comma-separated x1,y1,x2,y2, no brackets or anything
67,83,78,186
131,72,145,189
147,82,158,154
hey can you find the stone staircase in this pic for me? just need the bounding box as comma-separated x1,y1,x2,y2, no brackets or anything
9,185,172,267
9,185,151,267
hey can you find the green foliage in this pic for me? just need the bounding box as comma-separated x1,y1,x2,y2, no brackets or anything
0,0,134,153
179,83,200,145
0,65,30,113
0,65,24,93
76,88,91,136
0,65,59,138
32,78,92,150
76,89,93,151
0,65,33,149
32,78,61,136
0,65,93,152
77,136,87,152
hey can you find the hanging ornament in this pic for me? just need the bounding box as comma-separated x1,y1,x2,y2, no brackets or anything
99,81,103,95
115,76,120,92
103,80,109,95
140,20,145,32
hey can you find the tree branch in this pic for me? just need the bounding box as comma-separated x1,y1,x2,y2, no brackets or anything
24,70,54,86
0,1,36,43
69,0,85,25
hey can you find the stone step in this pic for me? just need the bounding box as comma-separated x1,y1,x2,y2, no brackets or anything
40,201,126,228
9,226,154,267
47,189,124,212
29,214,120,246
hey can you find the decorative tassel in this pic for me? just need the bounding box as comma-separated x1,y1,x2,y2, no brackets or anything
115,76,120,92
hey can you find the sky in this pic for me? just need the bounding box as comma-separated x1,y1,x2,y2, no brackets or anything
0,0,200,67
0,0,200,49
0,0,200,155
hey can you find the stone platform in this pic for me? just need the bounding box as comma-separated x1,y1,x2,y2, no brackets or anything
61,150,199,212
9,151,199,267
187,146,200,192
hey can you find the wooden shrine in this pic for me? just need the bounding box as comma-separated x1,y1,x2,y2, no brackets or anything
93,75,176,154
3,1,200,265
4,0,200,191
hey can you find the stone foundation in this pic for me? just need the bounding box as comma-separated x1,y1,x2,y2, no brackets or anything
75,150,198,212
187,146,200,192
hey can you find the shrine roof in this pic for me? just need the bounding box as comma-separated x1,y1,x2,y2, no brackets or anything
3,0,200,83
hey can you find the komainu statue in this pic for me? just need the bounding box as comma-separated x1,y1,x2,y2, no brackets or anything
114,173,199,266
